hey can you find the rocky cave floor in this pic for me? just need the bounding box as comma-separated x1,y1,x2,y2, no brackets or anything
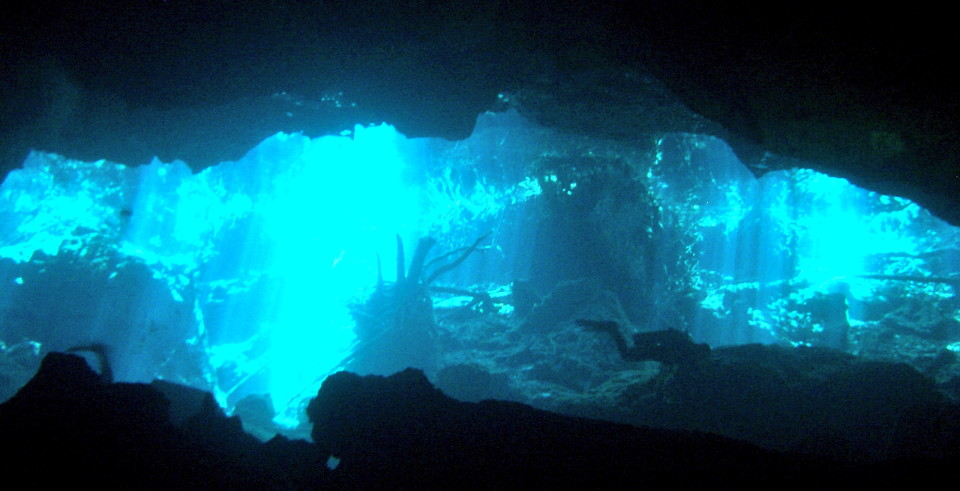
426,284,960,461
2,279,960,487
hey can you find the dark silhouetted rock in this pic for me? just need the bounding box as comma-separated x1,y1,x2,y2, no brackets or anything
2,352,957,488
3,2,958,225
0,352,327,488
308,368,857,488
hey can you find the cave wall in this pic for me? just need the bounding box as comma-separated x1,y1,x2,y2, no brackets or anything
1,1,957,224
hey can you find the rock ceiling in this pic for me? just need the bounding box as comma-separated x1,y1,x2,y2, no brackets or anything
2,1,957,223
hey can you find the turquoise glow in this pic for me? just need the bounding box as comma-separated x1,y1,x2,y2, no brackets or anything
255,126,420,421
0,118,535,421
0,125,432,423
680,138,958,346
1,113,956,419
786,171,918,286
756,168,937,300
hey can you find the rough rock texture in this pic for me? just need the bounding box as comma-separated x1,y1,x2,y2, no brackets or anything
307,368,955,488
0,252,203,387
2,351,957,487
308,368,814,488
0,352,326,488
2,1,958,224
432,295,960,462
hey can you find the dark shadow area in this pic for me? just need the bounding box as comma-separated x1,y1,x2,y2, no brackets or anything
3,351,957,488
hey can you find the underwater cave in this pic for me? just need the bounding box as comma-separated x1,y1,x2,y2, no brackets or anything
2,1,960,486
2,107,958,434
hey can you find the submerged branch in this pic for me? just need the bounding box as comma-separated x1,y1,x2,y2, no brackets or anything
425,231,492,285
406,237,438,285
395,234,406,284
429,285,502,311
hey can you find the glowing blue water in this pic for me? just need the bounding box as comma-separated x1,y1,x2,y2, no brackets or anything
0,117,539,421
1,111,956,420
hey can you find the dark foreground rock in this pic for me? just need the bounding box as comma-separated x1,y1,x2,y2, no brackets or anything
0,352,326,489
1,352,957,488
308,368,949,488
